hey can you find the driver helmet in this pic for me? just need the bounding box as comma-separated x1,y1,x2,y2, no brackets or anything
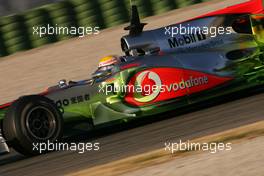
98,55,120,71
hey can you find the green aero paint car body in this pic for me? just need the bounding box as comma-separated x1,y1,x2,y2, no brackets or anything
0,15,264,128
0,0,264,155
30,14,264,125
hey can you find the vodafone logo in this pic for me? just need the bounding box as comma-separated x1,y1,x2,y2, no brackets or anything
134,71,162,103
124,68,232,106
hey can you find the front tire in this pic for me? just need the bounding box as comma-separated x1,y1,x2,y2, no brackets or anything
3,95,63,156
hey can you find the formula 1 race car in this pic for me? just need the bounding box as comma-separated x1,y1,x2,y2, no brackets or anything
0,0,264,155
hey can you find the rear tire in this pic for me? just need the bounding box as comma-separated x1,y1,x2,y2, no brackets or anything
3,95,63,156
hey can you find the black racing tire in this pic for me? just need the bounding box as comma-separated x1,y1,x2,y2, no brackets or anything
3,95,63,156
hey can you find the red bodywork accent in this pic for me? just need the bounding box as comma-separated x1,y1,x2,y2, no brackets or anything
204,0,263,16
201,0,264,16
0,102,12,109
120,63,140,70
182,0,264,24
125,68,233,106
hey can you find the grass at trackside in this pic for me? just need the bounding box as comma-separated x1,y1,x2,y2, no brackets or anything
67,120,264,176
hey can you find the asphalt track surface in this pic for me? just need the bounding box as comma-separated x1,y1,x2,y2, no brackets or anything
0,92,263,176
0,0,263,175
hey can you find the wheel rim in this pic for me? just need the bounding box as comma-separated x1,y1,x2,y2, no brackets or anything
25,106,57,140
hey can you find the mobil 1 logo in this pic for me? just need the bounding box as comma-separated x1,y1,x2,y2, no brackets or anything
168,33,206,48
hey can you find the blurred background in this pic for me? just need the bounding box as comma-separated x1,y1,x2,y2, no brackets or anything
0,0,61,16
0,0,206,57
